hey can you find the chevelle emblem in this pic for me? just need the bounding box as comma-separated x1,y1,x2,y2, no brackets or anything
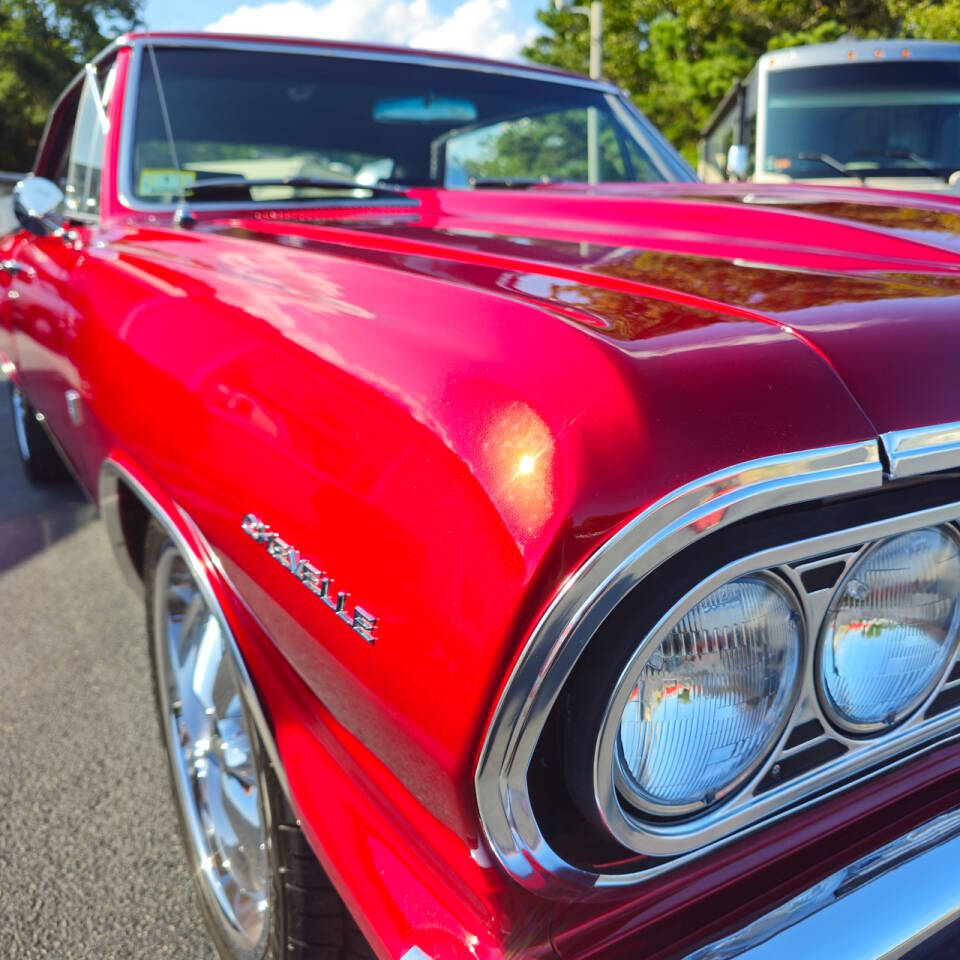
241,514,378,644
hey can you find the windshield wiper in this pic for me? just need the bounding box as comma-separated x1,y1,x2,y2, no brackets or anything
185,176,409,197
884,149,949,182
469,176,553,189
796,152,863,182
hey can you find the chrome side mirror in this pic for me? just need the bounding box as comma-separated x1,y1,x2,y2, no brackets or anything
13,176,65,236
726,144,750,181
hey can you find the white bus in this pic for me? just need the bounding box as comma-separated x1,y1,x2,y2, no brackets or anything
699,39,960,191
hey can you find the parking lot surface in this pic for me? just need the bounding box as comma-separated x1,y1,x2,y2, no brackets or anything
0,385,216,958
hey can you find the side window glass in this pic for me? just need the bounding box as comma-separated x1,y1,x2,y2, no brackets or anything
64,63,115,217
622,135,663,181
701,110,736,182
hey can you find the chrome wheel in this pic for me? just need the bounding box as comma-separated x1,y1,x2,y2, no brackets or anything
11,386,32,462
153,542,270,959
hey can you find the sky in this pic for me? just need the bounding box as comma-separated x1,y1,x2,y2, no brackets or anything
142,0,545,60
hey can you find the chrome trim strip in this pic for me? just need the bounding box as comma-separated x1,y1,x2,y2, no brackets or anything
98,459,291,801
684,806,960,959
475,439,883,892
882,422,960,479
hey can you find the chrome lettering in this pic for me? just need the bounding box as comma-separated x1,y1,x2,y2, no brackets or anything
241,514,378,644
241,513,269,542
296,559,324,593
351,607,378,645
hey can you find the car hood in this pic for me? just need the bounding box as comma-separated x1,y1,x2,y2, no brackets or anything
210,182,960,436
109,183,960,843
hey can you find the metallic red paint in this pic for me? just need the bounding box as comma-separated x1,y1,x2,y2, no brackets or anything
4,35,960,960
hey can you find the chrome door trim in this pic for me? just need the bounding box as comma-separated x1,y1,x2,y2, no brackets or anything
98,458,291,803
475,438,883,893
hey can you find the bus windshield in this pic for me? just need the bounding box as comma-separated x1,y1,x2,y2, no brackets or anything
764,61,960,180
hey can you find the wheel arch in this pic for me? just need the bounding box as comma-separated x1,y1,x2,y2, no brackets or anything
97,453,292,801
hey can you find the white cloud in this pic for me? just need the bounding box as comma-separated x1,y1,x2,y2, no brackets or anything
204,0,539,60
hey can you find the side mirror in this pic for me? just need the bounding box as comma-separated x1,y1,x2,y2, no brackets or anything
726,144,750,181
13,176,65,236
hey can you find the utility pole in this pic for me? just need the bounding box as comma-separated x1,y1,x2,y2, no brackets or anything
588,1,603,79
555,0,603,183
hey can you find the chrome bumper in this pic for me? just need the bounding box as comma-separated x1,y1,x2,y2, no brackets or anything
686,807,960,959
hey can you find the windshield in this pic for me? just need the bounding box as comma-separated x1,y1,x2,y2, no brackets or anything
764,61,960,179
130,47,674,204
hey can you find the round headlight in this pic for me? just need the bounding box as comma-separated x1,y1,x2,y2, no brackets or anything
818,526,960,735
613,574,803,817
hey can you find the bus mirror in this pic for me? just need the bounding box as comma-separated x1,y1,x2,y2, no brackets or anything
726,144,749,181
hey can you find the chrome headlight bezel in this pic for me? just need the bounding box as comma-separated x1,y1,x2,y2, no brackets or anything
602,570,806,820
574,517,960,862
814,525,960,737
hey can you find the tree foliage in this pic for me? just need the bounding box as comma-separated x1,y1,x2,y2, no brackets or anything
0,0,141,171
525,0,954,164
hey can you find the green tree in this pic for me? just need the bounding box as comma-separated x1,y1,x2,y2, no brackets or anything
0,0,141,171
524,0,946,164
895,0,960,41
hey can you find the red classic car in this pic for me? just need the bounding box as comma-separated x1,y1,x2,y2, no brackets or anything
4,30,960,960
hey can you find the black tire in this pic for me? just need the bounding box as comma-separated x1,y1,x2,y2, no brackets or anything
143,518,375,960
7,381,69,484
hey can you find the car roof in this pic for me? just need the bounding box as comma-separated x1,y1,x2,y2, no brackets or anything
116,31,605,86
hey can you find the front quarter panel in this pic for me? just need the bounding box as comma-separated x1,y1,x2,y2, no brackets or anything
75,216,880,957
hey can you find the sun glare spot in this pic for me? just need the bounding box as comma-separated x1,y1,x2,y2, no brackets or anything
481,402,556,539
517,454,536,477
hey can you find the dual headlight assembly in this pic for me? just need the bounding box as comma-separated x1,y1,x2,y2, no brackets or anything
601,525,960,820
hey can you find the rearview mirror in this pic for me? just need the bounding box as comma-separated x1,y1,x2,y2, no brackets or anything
13,176,65,236
726,144,750,181
373,96,477,124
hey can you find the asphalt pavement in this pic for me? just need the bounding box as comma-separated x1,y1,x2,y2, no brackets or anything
0,383,216,958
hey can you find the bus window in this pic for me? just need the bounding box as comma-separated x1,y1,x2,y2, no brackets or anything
763,60,960,183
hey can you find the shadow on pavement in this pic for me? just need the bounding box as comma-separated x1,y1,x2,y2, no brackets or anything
0,382,96,576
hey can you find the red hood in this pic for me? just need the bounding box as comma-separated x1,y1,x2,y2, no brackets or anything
211,183,960,436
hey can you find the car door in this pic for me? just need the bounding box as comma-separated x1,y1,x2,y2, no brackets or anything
8,63,112,487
